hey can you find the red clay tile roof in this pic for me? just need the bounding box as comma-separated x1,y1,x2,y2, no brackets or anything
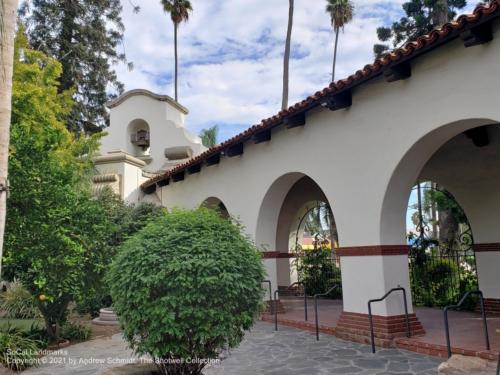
142,0,500,191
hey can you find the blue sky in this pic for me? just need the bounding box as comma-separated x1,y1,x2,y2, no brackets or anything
116,0,479,143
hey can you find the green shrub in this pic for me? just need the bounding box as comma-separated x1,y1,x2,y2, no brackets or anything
0,281,39,319
61,322,91,341
23,322,49,348
0,329,40,371
293,246,342,298
410,259,461,307
108,209,265,375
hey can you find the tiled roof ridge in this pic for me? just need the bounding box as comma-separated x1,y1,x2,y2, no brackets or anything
142,0,500,189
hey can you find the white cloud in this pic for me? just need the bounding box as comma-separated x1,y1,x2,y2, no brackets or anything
115,0,481,142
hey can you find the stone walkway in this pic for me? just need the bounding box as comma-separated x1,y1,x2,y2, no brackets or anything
205,322,444,375
21,321,443,375
22,333,141,375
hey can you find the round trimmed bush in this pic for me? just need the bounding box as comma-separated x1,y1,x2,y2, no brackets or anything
108,209,265,374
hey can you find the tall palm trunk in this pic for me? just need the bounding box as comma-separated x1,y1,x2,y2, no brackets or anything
282,0,294,110
0,0,19,279
332,27,339,82
433,0,449,26
174,22,178,102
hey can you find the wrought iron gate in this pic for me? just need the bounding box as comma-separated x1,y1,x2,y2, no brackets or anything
408,183,478,308
292,202,342,298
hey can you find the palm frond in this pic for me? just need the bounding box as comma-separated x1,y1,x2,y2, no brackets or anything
326,0,354,30
161,0,192,24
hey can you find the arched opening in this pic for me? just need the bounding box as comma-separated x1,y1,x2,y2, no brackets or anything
256,173,343,322
201,197,230,219
381,119,500,354
127,119,150,157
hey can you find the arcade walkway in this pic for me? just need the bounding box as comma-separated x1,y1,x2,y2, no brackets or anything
261,298,500,360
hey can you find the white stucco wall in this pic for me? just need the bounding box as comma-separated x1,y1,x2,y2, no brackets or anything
145,19,500,314
476,252,500,299
94,152,148,204
100,92,205,173
341,255,413,315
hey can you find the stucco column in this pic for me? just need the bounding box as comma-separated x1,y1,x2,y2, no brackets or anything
261,255,278,301
474,245,500,315
335,246,425,346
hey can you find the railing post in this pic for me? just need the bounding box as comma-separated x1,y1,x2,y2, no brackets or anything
314,295,319,341
274,289,279,331
368,287,410,354
402,288,411,338
303,284,308,322
368,301,375,354
444,290,490,358
444,307,452,358
478,292,491,351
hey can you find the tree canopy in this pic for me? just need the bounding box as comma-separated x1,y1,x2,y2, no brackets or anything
20,0,126,132
373,0,467,57
199,125,219,148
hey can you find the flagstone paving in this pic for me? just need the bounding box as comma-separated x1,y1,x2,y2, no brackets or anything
205,321,444,375
21,321,443,375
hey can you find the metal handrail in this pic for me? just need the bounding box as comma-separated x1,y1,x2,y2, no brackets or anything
314,284,341,340
444,290,490,358
262,280,272,302
368,287,411,353
274,282,308,331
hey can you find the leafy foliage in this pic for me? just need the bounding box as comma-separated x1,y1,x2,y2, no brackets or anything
0,329,40,371
325,0,354,31
61,321,91,341
108,209,265,375
20,0,126,131
3,31,103,340
373,0,467,57
161,0,192,24
199,125,219,148
75,188,166,317
0,281,39,319
293,242,342,298
22,322,49,348
411,258,460,307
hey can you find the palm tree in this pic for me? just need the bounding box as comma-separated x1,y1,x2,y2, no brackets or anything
432,0,449,26
199,125,219,148
325,0,354,82
160,0,192,102
0,0,20,278
282,0,294,110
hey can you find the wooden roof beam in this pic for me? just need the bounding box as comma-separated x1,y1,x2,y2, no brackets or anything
252,129,271,144
157,178,170,187
226,143,244,157
172,171,185,182
187,163,201,175
284,113,306,129
143,183,156,194
461,22,493,47
384,61,412,82
206,152,221,166
324,90,352,111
